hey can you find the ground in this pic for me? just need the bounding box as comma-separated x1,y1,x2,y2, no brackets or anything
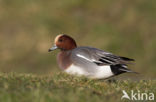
0,72,155,102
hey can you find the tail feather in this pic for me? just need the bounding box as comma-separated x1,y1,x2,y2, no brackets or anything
120,56,135,61
110,64,138,75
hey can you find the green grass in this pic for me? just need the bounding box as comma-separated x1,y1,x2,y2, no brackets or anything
0,72,155,102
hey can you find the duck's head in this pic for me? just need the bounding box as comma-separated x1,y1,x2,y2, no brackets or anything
48,34,77,52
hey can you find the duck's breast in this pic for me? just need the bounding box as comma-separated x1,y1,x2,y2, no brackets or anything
57,51,72,70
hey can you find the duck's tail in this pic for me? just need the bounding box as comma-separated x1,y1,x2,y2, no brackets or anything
110,64,138,75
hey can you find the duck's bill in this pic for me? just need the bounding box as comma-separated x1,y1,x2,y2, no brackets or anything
48,45,58,52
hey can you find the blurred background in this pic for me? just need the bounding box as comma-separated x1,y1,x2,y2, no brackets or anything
0,0,156,78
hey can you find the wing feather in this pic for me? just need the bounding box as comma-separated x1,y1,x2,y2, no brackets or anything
71,47,134,66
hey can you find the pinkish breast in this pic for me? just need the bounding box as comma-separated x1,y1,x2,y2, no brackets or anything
57,51,72,70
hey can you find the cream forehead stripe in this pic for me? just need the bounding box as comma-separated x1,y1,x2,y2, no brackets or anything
54,34,64,43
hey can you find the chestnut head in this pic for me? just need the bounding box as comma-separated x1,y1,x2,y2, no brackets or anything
49,34,77,52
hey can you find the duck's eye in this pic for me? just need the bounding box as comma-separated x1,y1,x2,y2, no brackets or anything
59,39,63,42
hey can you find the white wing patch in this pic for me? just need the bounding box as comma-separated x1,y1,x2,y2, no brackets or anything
76,54,101,63
76,54,93,62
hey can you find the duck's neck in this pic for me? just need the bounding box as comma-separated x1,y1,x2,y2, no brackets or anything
57,51,72,70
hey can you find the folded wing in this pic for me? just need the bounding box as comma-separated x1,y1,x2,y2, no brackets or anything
71,46,134,66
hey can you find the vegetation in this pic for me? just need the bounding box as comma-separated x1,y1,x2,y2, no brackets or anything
0,72,155,102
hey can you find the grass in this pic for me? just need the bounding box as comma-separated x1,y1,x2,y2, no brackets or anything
0,72,155,102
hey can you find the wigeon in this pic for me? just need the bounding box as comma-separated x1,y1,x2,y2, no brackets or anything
49,34,137,79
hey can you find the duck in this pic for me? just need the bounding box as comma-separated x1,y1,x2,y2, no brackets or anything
48,34,137,79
